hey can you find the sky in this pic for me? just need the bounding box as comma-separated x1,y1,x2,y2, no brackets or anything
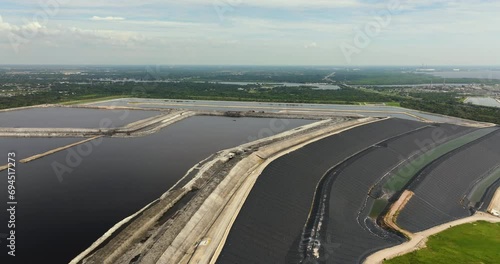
0,0,499,65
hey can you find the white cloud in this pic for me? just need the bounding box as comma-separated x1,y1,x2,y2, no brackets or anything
90,16,125,21
0,15,46,36
0,15,21,32
304,42,318,49
0,15,144,49
66,27,144,45
5,0,368,9
2,0,500,65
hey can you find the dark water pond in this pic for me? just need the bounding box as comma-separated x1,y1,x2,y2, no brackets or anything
0,137,83,162
0,116,313,263
0,107,161,128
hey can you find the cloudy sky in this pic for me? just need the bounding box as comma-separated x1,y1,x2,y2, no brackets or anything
0,0,499,65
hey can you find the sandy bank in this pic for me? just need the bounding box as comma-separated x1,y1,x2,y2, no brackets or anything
364,212,500,264
487,187,500,214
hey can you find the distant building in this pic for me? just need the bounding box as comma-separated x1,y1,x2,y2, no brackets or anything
416,68,436,72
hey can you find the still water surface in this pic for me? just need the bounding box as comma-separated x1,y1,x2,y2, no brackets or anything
0,116,313,263
0,137,83,161
465,97,500,108
0,107,161,128
90,98,456,123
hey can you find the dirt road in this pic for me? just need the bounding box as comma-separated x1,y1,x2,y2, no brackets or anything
364,212,500,264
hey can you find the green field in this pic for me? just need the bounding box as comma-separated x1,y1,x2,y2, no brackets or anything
467,167,500,205
384,102,402,107
369,198,389,218
385,221,500,264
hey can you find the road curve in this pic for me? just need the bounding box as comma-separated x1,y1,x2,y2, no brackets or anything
364,212,500,264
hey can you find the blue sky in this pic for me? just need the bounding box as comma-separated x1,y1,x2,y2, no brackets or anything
0,0,499,65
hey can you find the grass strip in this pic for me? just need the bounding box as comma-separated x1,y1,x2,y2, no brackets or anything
385,221,500,264
468,167,500,205
383,128,498,192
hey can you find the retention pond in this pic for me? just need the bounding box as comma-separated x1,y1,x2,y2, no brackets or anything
0,116,313,263
0,107,161,128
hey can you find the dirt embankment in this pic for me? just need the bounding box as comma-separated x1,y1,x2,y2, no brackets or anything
487,187,500,214
366,186,500,264
0,106,341,138
113,111,195,137
75,117,379,264
0,137,102,172
0,104,57,113
364,212,500,264
381,190,414,239
191,118,386,264
0,110,188,138
19,137,102,164
0,127,104,138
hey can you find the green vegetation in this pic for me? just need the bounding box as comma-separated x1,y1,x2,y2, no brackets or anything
3,81,499,124
383,128,498,193
369,199,389,218
468,167,500,205
0,82,400,109
384,102,401,107
400,99,500,125
2,66,500,124
333,70,500,85
339,71,442,85
385,221,500,264
368,128,498,220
